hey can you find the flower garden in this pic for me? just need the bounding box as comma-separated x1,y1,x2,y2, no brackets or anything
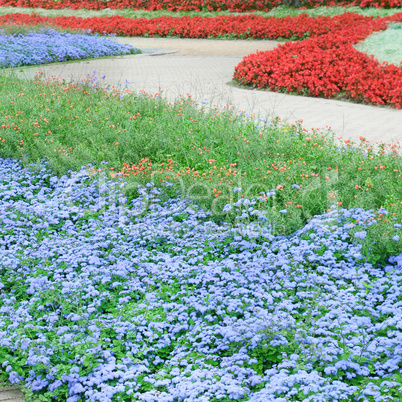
1,1,402,401
1,11,402,106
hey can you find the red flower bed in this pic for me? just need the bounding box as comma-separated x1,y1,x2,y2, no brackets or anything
0,0,401,10
234,13,402,108
0,12,383,39
304,0,402,7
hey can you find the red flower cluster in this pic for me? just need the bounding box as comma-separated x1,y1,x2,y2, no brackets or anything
0,12,383,39
0,0,272,12
0,0,401,10
234,13,402,108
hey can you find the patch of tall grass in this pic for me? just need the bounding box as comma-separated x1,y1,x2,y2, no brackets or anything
355,21,402,66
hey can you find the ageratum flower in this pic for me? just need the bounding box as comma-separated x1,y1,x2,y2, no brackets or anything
354,231,367,239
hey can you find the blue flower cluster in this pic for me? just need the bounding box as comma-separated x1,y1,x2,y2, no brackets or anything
0,158,402,401
0,29,139,68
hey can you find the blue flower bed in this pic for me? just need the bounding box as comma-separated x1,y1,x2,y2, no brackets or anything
0,29,139,68
1,157,402,401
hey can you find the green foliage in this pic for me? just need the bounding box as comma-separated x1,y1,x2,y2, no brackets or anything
350,200,402,266
0,22,87,35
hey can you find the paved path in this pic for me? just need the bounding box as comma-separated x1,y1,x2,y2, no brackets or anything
18,36,402,146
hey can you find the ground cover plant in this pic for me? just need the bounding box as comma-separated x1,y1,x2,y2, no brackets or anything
355,21,402,66
1,153,402,401
0,28,140,68
0,20,85,34
0,0,402,11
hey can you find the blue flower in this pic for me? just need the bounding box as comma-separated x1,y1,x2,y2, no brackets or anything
354,231,367,239
0,30,138,68
223,204,232,212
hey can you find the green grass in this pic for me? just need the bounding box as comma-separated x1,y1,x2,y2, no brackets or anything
0,5,401,19
355,22,402,66
0,70,401,265
0,21,88,35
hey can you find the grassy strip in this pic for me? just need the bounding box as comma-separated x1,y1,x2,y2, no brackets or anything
355,21,402,66
0,21,90,34
0,5,401,19
0,70,401,264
